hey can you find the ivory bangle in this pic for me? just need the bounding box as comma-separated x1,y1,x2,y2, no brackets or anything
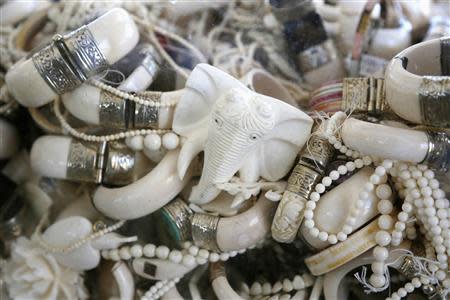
210,262,244,300
93,149,194,220
6,8,139,108
305,216,381,276
299,167,383,250
341,118,429,163
385,37,450,127
112,262,135,300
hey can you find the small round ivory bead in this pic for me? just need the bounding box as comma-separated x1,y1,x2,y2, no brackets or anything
143,244,156,257
182,254,196,267
369,274,386,288
144,134,161,150
371,261,384,274
376,184,392,199
262,282,272,295
130,244,143,257
373,246,389,261
378,215,394,230
168,250,182,263
209,253,220,262
156,246,170,259
375,230,391,246
250,282,262,295
282,279,293,292
292,275,304,289
126,135,144,151
198,249,209,259
162,133,179,150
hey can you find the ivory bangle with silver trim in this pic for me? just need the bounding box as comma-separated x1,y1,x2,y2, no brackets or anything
385,37,450,127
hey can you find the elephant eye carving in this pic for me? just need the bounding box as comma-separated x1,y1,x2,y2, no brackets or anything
249,133,260,141
214,117,223,127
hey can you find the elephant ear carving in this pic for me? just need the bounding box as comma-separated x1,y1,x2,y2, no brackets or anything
172,64,247,136
254,95,313,181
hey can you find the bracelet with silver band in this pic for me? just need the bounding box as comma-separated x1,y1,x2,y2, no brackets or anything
32,25,108,95
99,90,161,129
66,140,135,185
419,76,450,128
191,213,220,252
423,131,450,174
160,198,193,243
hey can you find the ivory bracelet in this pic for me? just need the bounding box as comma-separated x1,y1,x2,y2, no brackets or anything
385,37,450,127
6,8,139,107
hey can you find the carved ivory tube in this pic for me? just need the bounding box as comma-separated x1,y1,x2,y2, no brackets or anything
112,262,135,300
0,118,19,160
341,118,429,163
62,86,180,129
384,37,450,127
93,149,194,220
6,8,139,107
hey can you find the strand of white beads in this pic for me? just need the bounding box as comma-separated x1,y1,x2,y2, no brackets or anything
248,273,314,297
141,277,181,300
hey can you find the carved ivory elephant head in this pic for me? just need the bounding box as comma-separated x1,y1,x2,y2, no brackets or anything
173,64,313,205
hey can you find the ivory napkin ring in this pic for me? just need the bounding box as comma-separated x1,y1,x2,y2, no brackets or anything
32,26,108,95
272,134,334,243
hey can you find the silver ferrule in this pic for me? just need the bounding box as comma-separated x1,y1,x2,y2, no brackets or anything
297,39,338,74
102,142,136,186
66,140,104,183
141,47,162,81
66,140,136,185
286,164,321,199
32,25,107,95
160,198,193,242
191,213,220,252
341,77,390,115
419,76,450,128
423,131,450,173
441,37,450,76
99,90,161,129
300,135,334,172
398,256,418,279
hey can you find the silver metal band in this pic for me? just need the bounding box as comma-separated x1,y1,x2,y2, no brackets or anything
341,77,390,115
160,198,193,242
32,26,107,95
398,256,418,279
300,135,334,172
32,43,82,95
66,140,103,183
99,90,160,129
63,25,108,79
103,142,136,186
419,76,450,128
441,37,450,76
191,213,220,252
423,131,450,173
286,164,321,197
141,52,161,80
99,90,129,129
297,40,338,73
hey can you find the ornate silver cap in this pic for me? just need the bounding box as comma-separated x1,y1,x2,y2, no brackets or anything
191,213,220,252
300,135,334,172
398,256,419,279
341,77,391,115
99,90,161,129
160,198,193,242
423,131,450,173
419,76,450,128
140,45,162,81
102,142,136,186
32,25,107,95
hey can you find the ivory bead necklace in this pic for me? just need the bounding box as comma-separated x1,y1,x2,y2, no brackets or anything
247,273,314,297
141,277,180,300
102,242,247,268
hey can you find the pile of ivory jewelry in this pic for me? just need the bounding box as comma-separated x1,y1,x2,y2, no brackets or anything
0,0,449,299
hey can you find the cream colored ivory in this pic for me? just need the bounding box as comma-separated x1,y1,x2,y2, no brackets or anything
132,258,194,281
212,277,244,300
385,38,442,124
161,287,183,300
217,195,276,252
173,64,312,205
201,192,240,217
399,0,431,36
93,149,195,220
112,262,135,300
240,68,297,107
56,193,101,222
30,135,71,179
304,58,345,90
323,241,411,300
0,118,19,160
119,66,155,93
62,85,181,128
369,20,412,59
341,118,428,163
304,217,380,276
0,0,50,26
42,216,136,271
300,167,385,250
6,8,139,108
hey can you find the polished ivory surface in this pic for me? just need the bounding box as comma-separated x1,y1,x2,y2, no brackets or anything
112,262,135,300
217,195,276,252
370,21,412,59
93,149,193,220
212,277,245,300
300,167,380,250
342,118,428,162
31,135,71,179
132,258,193,281
63,84,101,124
385,38,441,124
5,8,139,108
304,58,345,89
0,118,19,160
119,66,155,92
